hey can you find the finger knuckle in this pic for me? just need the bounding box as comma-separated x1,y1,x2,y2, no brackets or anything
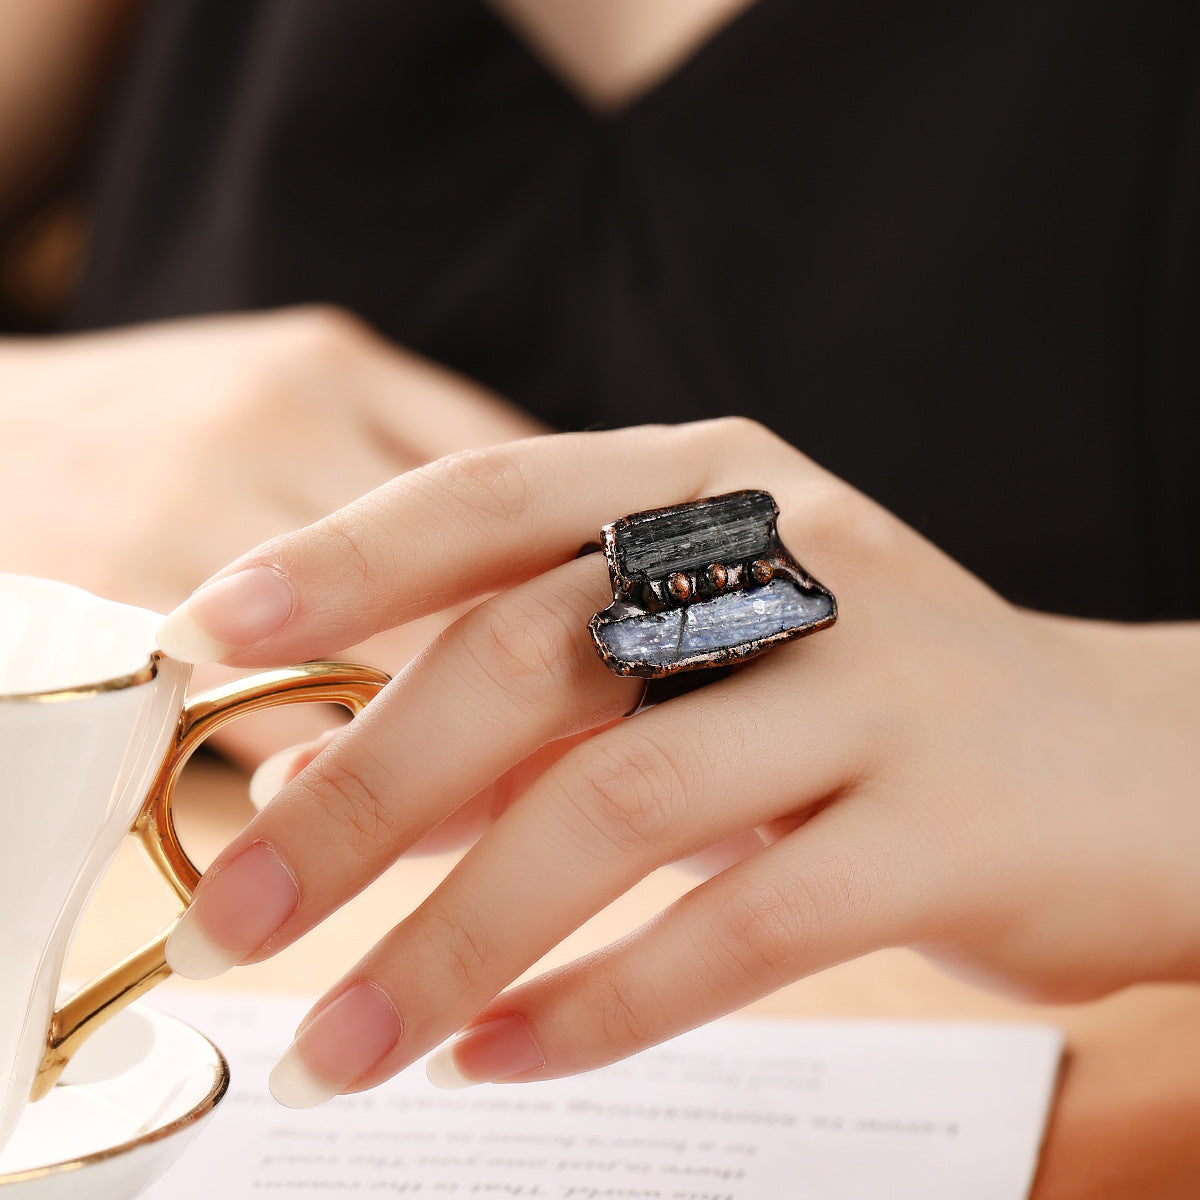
685,416,802,501
296,753,398,856
458,589,581,703
273,304,373,357
586,961,656,1051
319,505,395,591
419,895,496,994
844,501,905,569
704,415,780,450
804,477,902,568
711,878,809,990
432,445,533,529
567,736,692,857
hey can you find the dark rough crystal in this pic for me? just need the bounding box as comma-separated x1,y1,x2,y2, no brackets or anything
615,491,777,581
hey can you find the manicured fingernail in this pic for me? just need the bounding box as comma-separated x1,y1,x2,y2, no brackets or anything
165,842,299,979
156,566,294,662
270,983,403,1109
425,1015,544,1089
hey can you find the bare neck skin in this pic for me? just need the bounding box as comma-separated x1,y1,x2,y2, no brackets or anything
485,0,759,114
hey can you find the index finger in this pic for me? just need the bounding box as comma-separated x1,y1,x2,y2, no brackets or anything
156,420,808,666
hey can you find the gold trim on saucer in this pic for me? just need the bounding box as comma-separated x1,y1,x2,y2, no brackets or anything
0,1019,230,1186
0,657,158,704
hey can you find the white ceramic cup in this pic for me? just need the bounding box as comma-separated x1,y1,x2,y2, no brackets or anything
0,574,388,1152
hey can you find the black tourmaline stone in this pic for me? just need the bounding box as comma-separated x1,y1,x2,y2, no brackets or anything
615,491,778,582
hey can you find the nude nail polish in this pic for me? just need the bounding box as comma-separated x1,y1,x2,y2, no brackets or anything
425,1015,545,1089
165,842,299,979
270,983,403,1109
156,565,294,662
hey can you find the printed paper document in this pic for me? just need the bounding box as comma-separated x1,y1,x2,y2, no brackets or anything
145,991,1062,1200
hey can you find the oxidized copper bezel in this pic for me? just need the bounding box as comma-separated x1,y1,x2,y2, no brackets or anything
589,490,837,679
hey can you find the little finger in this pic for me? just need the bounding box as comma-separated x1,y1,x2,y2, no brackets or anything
429,791,924,1085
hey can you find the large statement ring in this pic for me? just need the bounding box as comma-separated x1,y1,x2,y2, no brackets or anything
589,490,837,678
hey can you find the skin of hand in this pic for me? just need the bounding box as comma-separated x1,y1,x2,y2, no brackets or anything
152,418,1200,1103
0,306,546,764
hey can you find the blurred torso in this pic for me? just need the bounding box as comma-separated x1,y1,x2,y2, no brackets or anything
67,0,1200,619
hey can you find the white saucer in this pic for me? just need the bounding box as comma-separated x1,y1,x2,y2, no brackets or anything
0,1004,228,1200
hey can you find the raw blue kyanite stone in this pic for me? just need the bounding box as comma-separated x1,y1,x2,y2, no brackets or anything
595,579,833,672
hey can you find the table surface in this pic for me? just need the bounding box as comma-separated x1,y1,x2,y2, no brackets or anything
69,755,1200,1200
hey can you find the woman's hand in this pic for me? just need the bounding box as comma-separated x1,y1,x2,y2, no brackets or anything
0,306,545,761
154,418,1200,1103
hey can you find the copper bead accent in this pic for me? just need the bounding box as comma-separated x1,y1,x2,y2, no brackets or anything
668,572,692,601
751,559,774,584
706,563,728,590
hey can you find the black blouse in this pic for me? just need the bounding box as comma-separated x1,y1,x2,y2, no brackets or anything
67,0,1200,620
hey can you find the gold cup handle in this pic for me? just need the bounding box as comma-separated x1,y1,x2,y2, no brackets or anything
31,660,390,1100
